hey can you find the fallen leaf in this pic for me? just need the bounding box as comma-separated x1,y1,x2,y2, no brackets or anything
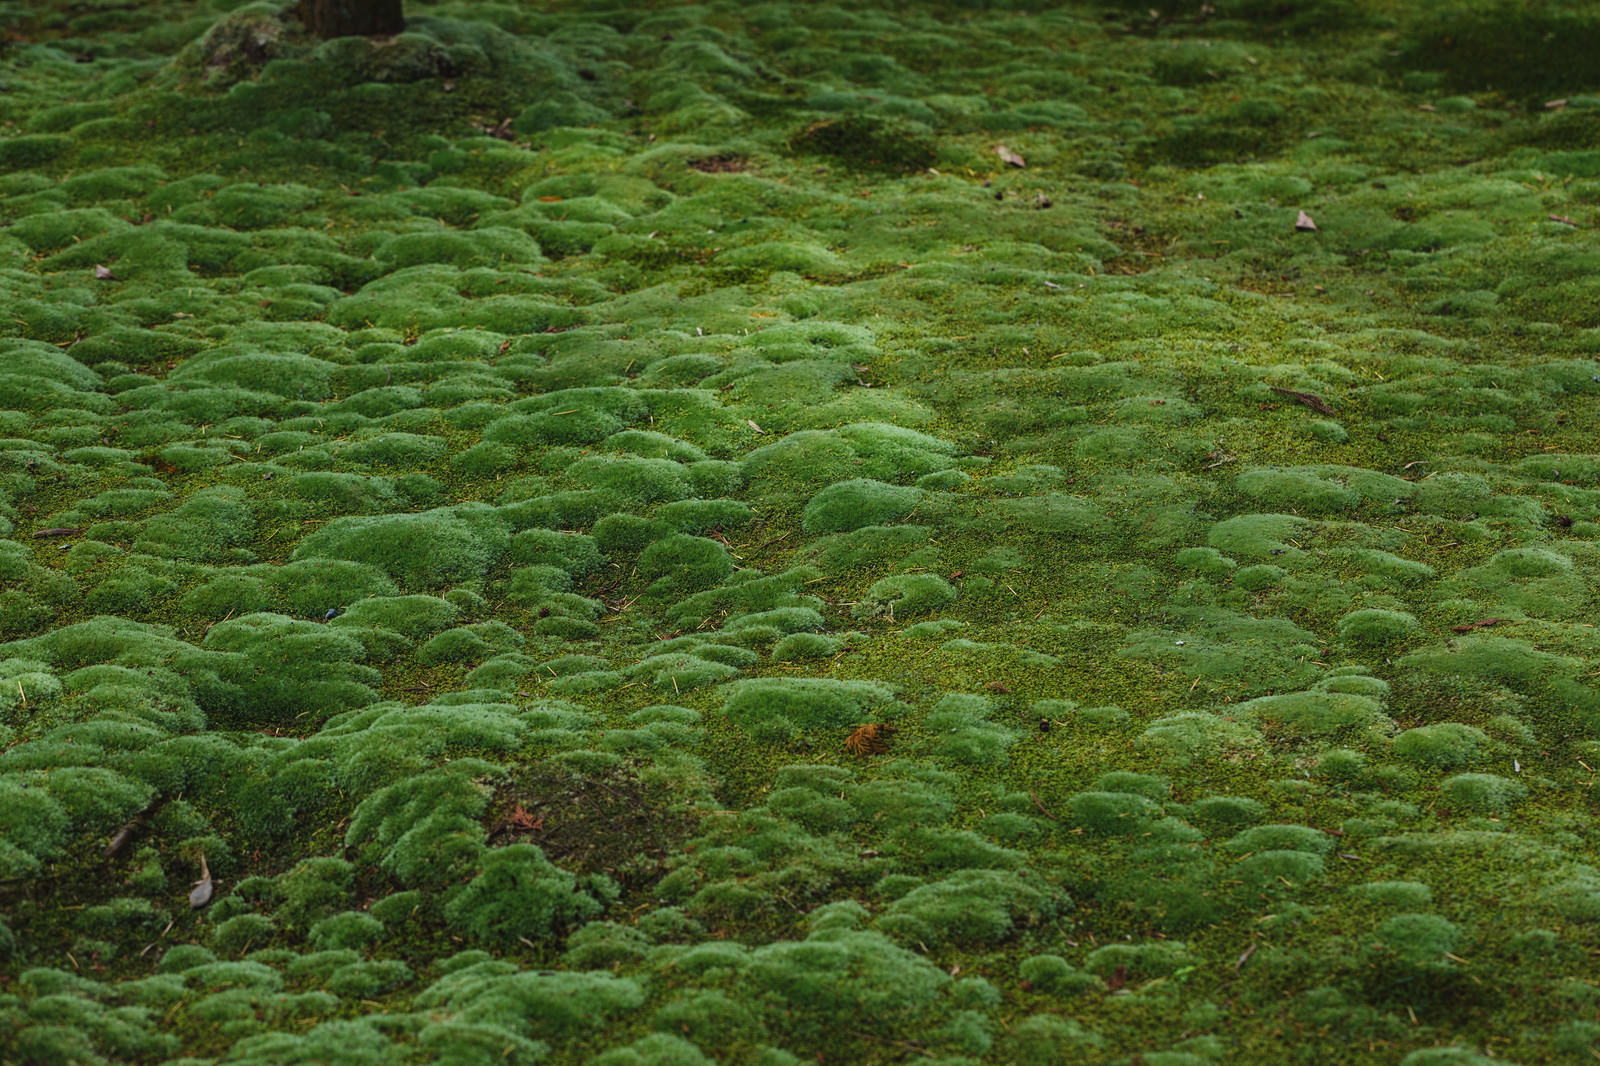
1452,617,1508,633
1295,210,1318,232
93,264,117,280
1106,964,1128,991
1546,98,1569,110
189,851,214,909
745,419,764,434
479,117,516,141
995,143,1026,168
32,527,81,538
1549,214,1576,226
506,802,544,830
1269,386,1334,415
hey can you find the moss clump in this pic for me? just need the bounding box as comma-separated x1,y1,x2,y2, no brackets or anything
802,479,924,534
721,677,899,742
1438,772,1527,813
852,574,956,620
925,693,1018,767
442,844,614,947
1336,608,1420,646
1018,954,1100,996
1392,723,1490,769
292,506,509,589
769,632,840,661
877,868,1059,947
1189,796,1268,833
1351,881,1434,908
638,535,735,596
1235,689,1387,741
1082,941,1194,980
1066,791,1159,835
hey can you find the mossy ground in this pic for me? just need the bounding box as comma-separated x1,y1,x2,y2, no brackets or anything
3,0,1600,1063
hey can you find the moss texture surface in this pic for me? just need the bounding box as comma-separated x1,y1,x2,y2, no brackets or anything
2,0,1600,1063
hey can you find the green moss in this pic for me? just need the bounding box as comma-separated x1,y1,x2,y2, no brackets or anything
8,2,1600,1058
772,632,843,660
1438,772,1527,813
638,535,735,596
1067,791,1159,835
722,677,900,742
0,134,74,168
1236,689,1388,741
802,479,924,534
852,573,956,620
291,506,509,589
1393,723,1490,769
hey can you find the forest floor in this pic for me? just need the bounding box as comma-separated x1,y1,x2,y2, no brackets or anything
2,1,1600,1064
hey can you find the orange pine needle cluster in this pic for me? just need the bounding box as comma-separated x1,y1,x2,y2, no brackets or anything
844,723,896,756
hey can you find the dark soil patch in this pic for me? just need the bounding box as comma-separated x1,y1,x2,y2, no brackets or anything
688,154,750,173
486,759,700,899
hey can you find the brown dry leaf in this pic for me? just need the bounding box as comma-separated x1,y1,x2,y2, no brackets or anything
1549,214,1576,226
506,802,544,831
189,851,214,909
1294,210,1318,232
1269,386,1334,415
93,264,118,280
995,143,1026,168
1546,98,1569,110
1452,617,1508,633
745,419,764,434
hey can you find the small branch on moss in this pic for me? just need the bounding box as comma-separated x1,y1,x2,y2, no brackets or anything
104,797,166,860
